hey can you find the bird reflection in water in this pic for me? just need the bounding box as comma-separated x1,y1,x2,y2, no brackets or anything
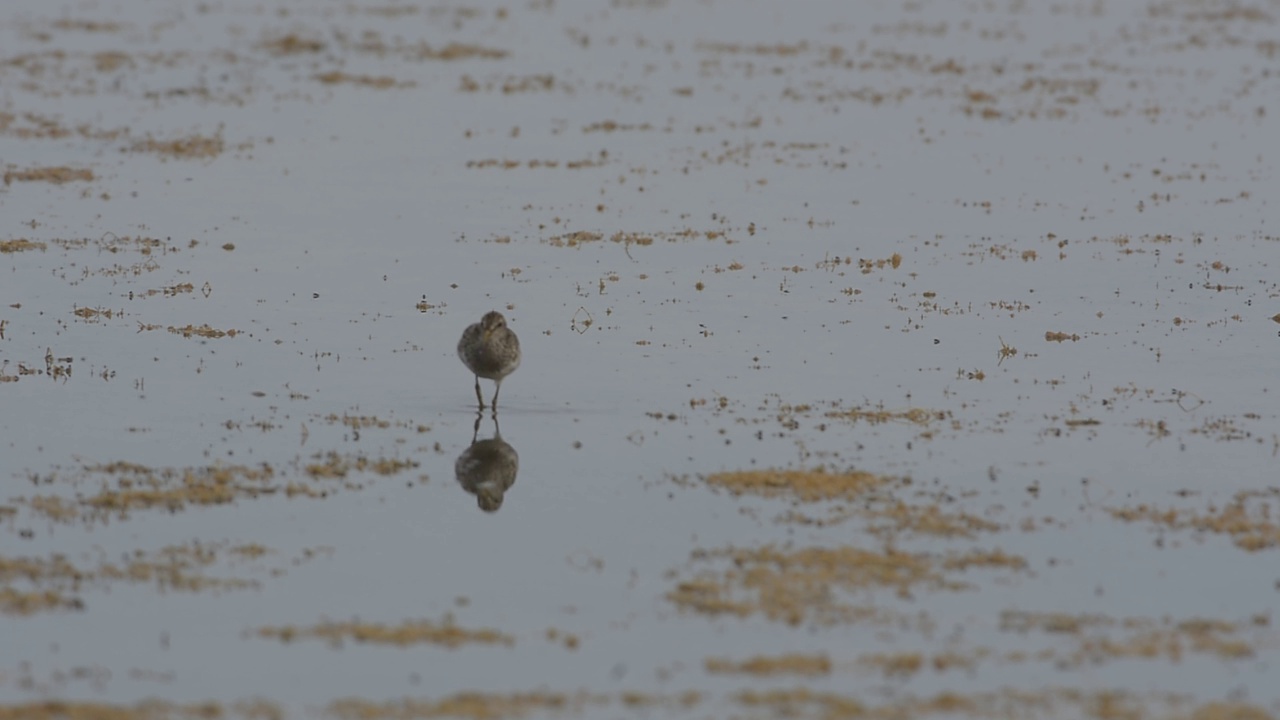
455,413,519,512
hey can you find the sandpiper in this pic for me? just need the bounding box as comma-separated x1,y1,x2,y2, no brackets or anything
455,416,519,512
457,310,521,410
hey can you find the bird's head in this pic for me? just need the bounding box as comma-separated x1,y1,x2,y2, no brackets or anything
481,311,507,337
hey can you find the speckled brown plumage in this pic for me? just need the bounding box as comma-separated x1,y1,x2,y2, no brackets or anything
457,310,520,410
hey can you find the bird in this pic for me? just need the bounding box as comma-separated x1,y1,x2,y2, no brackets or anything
457,310,521,410
455,415,519,512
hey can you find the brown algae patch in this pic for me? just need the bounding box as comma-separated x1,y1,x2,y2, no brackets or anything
411,42,509,61
129,133,224,159
329,692,607,720
705,653,831,677
260,34,325,56
0,586,85,615
303,451,419,479
1001,610,1266,666
2,166,94,185
72,306,121,321
702,465,1002,538
732,688,1273,720
19,462,277,521
668,544,978,625
50,233,172,254
0,700,276,719
544,228,735,247
0,541,302,614
0,238,47,253
257,616,512,649
328,692,699,719
349,35,509,61
825,405,947,427
14,457,418,524
165,323,239,338
1107,489,1280,551
583,120,655,133
546,230,603,247
704,468,887,502
857,650,995,678
867,501,1002,539
50,18,124,33
941,549,1026,572
618,691,702,710
857,652,927,678
315,71,411,89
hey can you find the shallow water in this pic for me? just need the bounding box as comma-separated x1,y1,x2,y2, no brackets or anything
2,1,1278,718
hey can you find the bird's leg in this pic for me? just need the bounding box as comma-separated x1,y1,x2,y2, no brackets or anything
474,376,486,410
472,412,482,443
491,380,502,412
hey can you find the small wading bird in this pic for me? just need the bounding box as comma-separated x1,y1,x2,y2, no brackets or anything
457,310,521,410
455,415,519,512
